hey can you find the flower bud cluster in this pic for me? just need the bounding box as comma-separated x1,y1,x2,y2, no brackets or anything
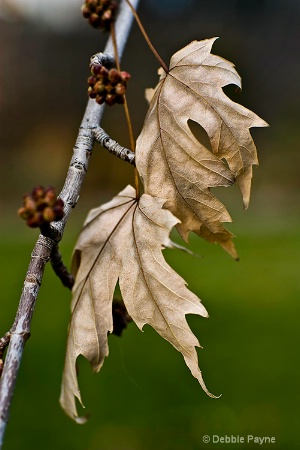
82,0,118,30
88,64,130,106
18,186,64,228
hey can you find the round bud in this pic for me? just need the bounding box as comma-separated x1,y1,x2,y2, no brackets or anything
44,187,56,206
89,13,100,25
32,185,45,201
102,9,112,21
95,94,105,104
91,64,102,76
105,93,116,106
108,68,119,84
120,71,131,82
18,207,31,220
88,76,96,86
88,87,96,98
99,66,109,77
105,84,113,93
23,196,36,212
82,6,91,18
56,198,64,209
43,207,56,223
115,83,126,96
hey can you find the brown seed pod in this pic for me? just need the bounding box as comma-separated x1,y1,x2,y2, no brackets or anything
87,64,130,106
18,186,64,228
81,0,118,31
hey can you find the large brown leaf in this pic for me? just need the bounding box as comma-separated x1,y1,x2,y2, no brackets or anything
136,38,267,257
60,186,214,421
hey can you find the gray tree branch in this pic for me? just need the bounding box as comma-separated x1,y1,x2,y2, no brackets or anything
0,0,140,447
94,126,136,164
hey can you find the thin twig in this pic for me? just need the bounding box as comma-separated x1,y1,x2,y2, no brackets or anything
93,126,135,165
110,21,140,196
0,0,140,447
124,0,169,74
50,244,75,290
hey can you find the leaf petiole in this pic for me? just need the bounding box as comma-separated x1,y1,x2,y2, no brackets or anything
124,0,169,74
111,21,140,197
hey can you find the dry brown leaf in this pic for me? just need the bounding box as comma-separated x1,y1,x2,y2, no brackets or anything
136,38,267,257
60,186,214,421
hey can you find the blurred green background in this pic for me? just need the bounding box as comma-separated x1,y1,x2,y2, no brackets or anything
0,0,300,449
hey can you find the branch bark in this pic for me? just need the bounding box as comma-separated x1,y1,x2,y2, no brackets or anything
50,244,75,289
0,0,140,446
94,126,135,164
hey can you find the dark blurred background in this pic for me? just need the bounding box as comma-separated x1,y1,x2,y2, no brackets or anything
0,0,299,449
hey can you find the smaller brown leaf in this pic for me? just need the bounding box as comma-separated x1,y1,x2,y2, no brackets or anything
60,186,216,421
